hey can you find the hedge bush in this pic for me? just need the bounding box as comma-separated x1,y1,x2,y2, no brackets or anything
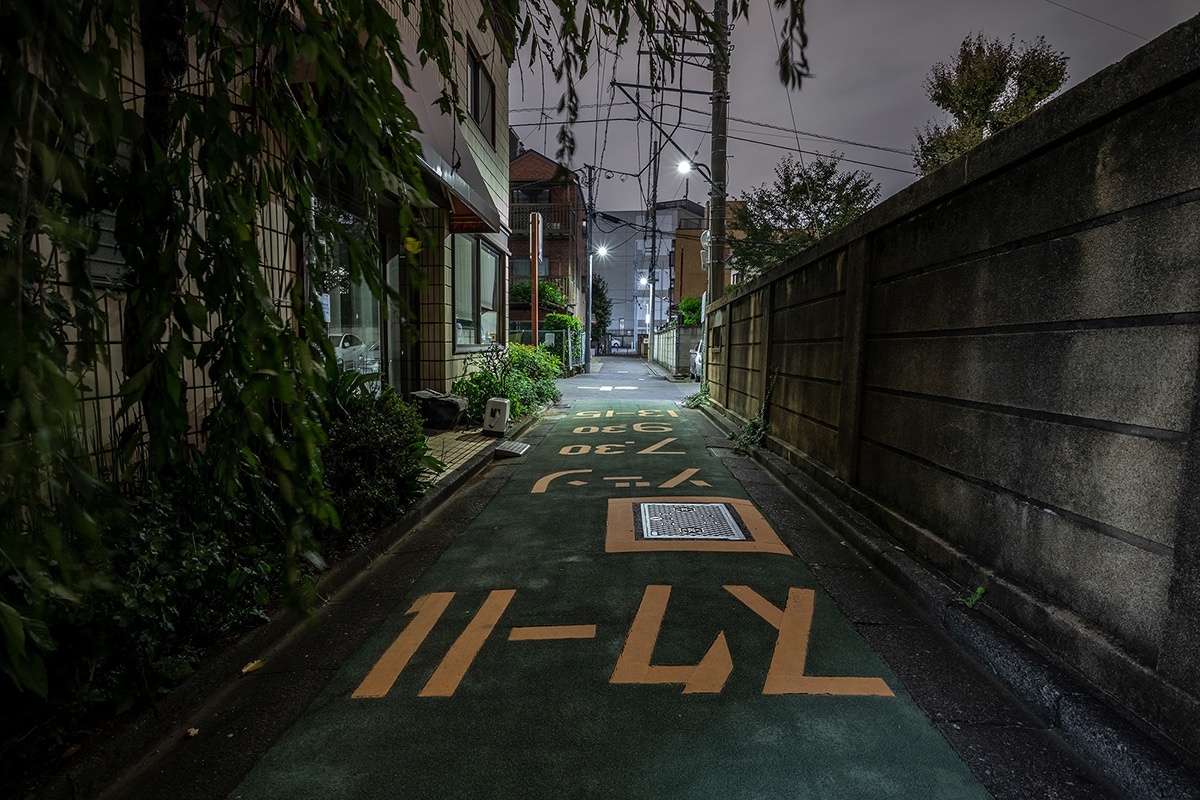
543,313,583,371
319,379,443,554
452,343,562,421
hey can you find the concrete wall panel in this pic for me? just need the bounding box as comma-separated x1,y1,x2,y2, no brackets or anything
858,440,1169,657
775,341,843,383
773,296,844,342
861,391,1183,548
865,326,1199,432
868,202,1200,336
870,80,1200,284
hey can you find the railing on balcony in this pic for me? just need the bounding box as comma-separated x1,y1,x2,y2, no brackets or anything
510,203,578,237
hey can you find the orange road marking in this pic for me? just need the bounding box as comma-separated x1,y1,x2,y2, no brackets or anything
352,592,454,699
606,497,792,555
419,590,515,697
659,468,700,488
724,586,894,697
638,437,686,455
508,625,598,641
532,469,592,493
610,585,732,693
690,480,712,487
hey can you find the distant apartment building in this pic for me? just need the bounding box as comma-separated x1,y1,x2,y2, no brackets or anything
593,200,704,347
507,145,587,328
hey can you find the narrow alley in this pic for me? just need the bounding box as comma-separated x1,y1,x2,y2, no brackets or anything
98,356,1116,800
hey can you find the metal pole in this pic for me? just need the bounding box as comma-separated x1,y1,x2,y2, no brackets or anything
530,211,541,348
583,166,595,372
708,0,728,305
648,138,659,365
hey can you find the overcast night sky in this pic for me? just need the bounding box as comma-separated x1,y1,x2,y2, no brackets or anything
508,0,1197,214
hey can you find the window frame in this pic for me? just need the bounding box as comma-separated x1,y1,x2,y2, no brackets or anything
466,45,495,146
453,234,502,351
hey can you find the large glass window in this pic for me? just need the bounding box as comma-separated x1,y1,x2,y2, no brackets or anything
311,197,381,374
454,234,501,348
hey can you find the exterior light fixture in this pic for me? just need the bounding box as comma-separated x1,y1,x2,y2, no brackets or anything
677,161,692,174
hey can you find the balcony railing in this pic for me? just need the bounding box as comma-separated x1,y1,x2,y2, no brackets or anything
510,203,578,237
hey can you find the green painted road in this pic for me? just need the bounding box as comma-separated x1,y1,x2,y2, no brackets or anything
229,398,992,799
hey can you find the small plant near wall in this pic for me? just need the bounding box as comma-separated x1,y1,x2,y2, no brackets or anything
732,414,768,451
959,586,987,609
684,384,710,408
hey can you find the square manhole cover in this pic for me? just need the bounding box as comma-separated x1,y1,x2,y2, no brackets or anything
637,502,748,541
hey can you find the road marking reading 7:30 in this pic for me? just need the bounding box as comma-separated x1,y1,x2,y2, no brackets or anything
561,439,685,456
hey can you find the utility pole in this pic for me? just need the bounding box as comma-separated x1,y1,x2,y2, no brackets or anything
647,137,660,365
530,211,541,348
708,0,729,304
581,165,596,373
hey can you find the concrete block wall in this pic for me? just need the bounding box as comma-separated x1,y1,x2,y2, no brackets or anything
705,15,1200,757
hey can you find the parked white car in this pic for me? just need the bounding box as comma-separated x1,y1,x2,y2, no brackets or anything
689,343,703,381
328,332,367,369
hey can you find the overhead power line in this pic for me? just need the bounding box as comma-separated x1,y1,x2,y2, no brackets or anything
511,100,909,156
1038,0,1149,42
509,117,917,175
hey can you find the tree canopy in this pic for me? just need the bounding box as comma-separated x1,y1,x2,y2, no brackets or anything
728,153,880,278
591,275,613,336
913,33,1068,174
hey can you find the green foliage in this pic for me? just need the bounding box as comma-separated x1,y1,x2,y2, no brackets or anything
451,344,562,422
591,275,613,335
544,313,583,369
963,586,987,609
1,465,286,781
678,297,703,326
913,33,1068,174
732,415,769,451
319,385,442,554
509,279,566,308
683,384,710,408
729,153,880,278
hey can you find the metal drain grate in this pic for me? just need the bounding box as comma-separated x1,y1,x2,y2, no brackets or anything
638,503,747,540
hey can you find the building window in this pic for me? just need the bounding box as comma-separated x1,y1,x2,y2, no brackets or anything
467,47,495,146
310,197,382,375
512,186,549,204
454,234,500,348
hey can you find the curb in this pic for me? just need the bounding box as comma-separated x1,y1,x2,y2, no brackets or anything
699,404,1200,800
41,412,544,800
